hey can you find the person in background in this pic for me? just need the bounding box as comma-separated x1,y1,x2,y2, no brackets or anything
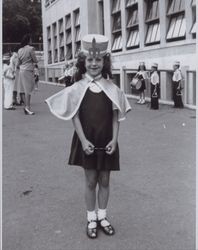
3,55,16,110
172,61,184,108
150,63,160,110
34,64,39,90
11,46,25,106
135,62,147,104
18,34,38,115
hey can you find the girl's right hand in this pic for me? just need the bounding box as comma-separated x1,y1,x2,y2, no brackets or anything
82,139,94,155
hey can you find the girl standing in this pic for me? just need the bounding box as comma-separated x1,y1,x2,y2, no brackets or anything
46,34,131,239
135,62,147,104
3,55,16,110
150,63,160,110
172,61,184,108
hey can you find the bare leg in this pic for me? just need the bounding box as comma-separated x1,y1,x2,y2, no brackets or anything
84,169,98,211
98,171,110,209
142,91,145,100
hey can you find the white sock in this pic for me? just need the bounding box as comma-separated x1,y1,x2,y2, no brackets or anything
98,209,110,227
87,210,97,229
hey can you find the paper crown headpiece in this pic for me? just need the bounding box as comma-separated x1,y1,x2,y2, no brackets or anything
81,34,109,57
173,61,180,66
139,62,145,66
151,63,158,68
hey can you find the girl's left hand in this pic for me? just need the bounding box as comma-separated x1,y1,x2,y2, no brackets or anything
105,140,117,155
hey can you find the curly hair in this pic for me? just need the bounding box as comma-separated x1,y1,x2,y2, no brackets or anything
21,34,31,47
73,52,113,82
138,65,146,71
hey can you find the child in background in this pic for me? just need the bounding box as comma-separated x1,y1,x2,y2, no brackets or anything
46,34,131,239
34,64,39,90
3,55,16,110
135,62,148,104
150,63,160,110
172,61,184,108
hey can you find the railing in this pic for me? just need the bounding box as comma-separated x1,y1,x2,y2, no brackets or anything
38,65,196,109
112,67,196,109
3,43,43,54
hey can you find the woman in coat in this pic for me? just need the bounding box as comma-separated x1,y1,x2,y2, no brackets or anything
18,34,38,115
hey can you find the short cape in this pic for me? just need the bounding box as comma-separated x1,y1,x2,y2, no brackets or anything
45,75,131,122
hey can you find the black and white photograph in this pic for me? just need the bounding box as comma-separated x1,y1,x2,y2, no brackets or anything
2,0,197,250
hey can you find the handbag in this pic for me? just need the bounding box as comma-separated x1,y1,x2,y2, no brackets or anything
152,88,158,98
176,89,182,96
5,68,14,79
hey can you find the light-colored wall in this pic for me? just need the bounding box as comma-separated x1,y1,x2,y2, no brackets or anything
41,0,196,108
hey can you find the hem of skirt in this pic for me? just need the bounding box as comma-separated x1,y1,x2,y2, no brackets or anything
67,163,120,171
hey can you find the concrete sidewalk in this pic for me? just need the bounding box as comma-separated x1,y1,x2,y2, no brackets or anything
3,83,196,250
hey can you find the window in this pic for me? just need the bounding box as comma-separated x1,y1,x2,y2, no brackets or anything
145,0,160,45
112,0,120,13
65,14,73,60
166,0,186,41
47,26,52,64
146,0,159,21
127,29,139,47
127,8,138,27
98,0,105,34
45,0,58,8
59,18,65,62
112,34,122,51
126,0,139,49
191,22,196,34
52,22,58,63
167,0,185,15
191,0,196,38
192,0,196,7
112,0,122,52
145,23,160,44
167,14,186,40
126,0,137,8
45,0,50,7
74,9,81,58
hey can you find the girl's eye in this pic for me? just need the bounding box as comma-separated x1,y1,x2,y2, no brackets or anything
96,58,102,62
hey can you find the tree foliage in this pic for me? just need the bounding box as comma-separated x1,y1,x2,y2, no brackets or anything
3,0,42,43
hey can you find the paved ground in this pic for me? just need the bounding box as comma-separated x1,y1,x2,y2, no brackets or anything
3,83,196,250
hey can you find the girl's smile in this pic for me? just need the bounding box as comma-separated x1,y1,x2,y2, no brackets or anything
85,55,104,77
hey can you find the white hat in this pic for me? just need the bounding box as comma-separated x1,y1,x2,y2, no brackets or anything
173,61,180,66
151,63,158,68
81,34,109,57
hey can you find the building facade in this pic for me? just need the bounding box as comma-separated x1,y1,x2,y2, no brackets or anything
42,0,196,108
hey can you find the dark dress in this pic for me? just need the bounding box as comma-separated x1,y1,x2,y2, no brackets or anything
68,88,120,171
136,72,146,93
172,81,184,108
150,83,159,110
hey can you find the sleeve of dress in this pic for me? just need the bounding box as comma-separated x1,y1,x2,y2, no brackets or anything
30,47,38,64
112,90,131,122
45,81,88,121
175,71,182,82
152,73,159,85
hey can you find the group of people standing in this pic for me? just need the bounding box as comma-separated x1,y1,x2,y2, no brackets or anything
132,61,184,109
3,34,39,115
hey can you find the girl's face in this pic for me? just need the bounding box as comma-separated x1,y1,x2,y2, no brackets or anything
85,55,104,77
173,65,179,71
139,65,145,71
